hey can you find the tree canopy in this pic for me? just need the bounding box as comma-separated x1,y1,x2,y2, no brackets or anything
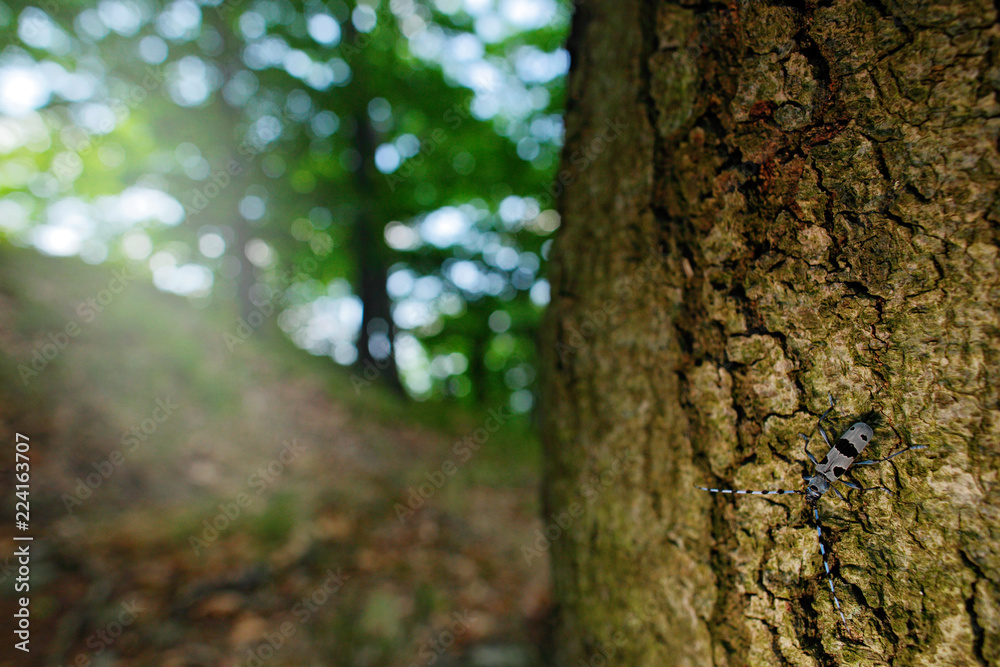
0,0,570,409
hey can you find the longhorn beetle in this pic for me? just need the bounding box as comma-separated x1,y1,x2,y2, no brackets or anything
696,395,925,627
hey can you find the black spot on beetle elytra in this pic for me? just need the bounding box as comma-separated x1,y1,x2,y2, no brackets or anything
819,454,829,466
833,466,847,478
835,438,860,457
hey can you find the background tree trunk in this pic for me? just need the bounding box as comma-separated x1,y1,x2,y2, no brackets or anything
540,1,1000,665
351,115,405,396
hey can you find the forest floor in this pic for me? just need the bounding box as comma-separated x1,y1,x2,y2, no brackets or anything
0,247,550,667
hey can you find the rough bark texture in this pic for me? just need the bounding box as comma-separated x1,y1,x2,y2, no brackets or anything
540,1,1000,665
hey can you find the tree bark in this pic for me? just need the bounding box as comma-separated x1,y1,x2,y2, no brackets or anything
540,1,1000,665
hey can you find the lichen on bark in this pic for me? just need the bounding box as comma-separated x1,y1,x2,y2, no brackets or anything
542,0,1000,665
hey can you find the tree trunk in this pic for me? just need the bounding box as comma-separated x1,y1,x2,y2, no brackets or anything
342,19,404,396
205,10,258,322
540,1,1000,665
351,109,405,395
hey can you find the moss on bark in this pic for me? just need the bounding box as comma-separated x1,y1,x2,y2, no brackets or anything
541,1,1000,665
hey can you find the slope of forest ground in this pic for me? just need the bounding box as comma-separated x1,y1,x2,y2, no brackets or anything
0,247,549,667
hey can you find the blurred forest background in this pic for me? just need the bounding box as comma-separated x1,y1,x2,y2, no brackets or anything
0,0,570,664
